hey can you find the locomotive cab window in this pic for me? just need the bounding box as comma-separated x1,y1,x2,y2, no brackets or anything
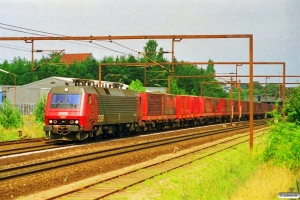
50,94,81,108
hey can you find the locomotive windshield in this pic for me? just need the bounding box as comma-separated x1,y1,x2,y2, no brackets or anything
50,94,81,108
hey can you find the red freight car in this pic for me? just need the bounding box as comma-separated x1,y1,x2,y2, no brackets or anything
176,95,195,127
192,96,205,118
202,97,219,123
242,101,250,120
140,92,163,121
140,92,177,131
233,100,239,117
253,102,264,118
218,98,229,123
176,95,193,119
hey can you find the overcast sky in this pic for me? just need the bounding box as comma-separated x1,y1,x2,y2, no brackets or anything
1,0,299,84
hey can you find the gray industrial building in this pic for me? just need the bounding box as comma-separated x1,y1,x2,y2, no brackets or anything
5,77,71,104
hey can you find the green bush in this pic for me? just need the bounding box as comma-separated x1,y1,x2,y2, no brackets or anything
264,99,300,169
0,99,24,129
264,120,300,169
284,85,300,124
34,94,46,123
128,79,146,92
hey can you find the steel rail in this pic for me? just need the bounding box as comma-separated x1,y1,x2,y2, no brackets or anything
0,138,49,147
0,143,74,157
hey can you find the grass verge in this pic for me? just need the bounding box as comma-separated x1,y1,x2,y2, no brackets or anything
112,133,293,200
0,115,45,141
231,162,300,200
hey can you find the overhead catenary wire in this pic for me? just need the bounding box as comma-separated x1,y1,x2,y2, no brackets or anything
89,41,135,57
0,22,160,64
0,22,125,52
0,44,31,52
0,22,65,36
0,26,48,37
0,22,134,55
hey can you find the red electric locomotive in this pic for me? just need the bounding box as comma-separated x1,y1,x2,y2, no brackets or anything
44,83,141,140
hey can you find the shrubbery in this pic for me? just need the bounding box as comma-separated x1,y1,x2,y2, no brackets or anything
0,99,24,129
284,85,300,124
128,79,146,92
264,100,300,169
263,121,300,169
34,94,46,123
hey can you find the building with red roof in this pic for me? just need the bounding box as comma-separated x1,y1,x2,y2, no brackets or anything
60,53,93,66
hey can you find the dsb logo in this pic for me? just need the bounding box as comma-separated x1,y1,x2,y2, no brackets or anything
58,112,68,116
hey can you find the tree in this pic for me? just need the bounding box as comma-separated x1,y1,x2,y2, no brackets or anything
128,79,146,92
205,59,216,80
170,79,186,95
266,84,280,98
34,94,47,123
284,85,300,124
253,81,264,95
143,40,158,62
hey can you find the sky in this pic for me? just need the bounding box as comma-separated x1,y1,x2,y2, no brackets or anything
1,0,300,85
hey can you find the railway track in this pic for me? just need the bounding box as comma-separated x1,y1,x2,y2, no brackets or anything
0,121,267,182
47,126,268,200
0,137,49,147
0,142,75,157
0,119,266,158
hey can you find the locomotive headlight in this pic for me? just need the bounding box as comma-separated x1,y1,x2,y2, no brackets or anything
49,120,53,124
70,120,74,124
75,120,79,124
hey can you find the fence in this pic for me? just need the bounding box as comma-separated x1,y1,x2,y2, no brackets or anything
0,103,36,115
16,103,36,115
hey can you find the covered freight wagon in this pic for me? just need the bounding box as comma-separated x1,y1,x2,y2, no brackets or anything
140,92,177,120
140,92,177,130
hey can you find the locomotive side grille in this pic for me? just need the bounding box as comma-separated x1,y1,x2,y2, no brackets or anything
97,95,137,124
98,96,137,114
